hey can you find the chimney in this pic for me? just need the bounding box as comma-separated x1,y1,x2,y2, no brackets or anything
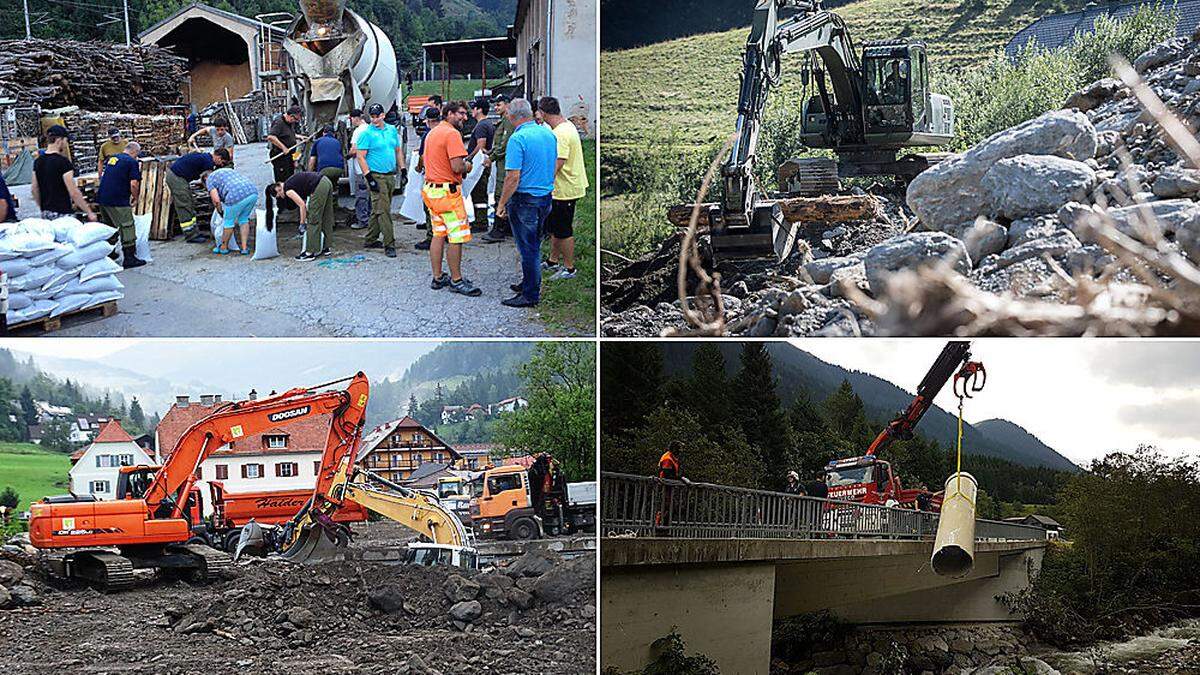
176,395,189,407
200,394,215,406
249,389,258,401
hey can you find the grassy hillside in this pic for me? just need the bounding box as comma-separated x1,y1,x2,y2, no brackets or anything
600,0,1088,159
0,443,70,512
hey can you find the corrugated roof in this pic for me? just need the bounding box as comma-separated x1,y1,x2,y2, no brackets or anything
1007,0,1200,57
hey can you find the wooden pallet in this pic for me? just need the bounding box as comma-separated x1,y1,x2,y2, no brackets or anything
10,300,117,334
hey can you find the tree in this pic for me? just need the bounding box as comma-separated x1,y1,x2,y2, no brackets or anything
407,393,419,418
732,343,793,488
434,382,445,403
19,386,36,427
129,397,146,430
600,342,663,440
822,379,872,447
494,343,596,482
40,419,74,453
0,486,17,509
683,343,729,432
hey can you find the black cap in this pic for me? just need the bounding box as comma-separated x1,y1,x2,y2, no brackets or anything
422,107,440,120
493,94,510,103
108,128,121,138
45,125,70,140
368,103,385,116
287,105,303,116
350,108,364,118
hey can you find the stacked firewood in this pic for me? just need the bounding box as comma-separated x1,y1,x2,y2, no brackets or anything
0,39,187,114
49,107,184,173
197,90,272,144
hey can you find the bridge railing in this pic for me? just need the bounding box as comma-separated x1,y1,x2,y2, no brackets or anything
600,472,1046,542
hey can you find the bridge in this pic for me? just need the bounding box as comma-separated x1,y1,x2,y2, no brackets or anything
600,473,1049,674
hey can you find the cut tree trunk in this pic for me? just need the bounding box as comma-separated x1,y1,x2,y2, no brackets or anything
666,194,882,228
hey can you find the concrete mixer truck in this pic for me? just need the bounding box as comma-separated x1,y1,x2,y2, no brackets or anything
282,0,402,133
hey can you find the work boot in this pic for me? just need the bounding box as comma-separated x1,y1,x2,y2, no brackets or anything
121,246,147,269
184,229,208,244
414,240,431,251
481,227,507,243
384,246,396,258
364,240,383,249
449,277,482,297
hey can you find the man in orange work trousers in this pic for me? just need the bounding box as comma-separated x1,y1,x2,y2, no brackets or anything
421,101,482,297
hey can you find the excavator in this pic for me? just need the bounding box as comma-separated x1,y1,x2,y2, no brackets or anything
821,341,985,512
28,373,473,590
712,0,955,258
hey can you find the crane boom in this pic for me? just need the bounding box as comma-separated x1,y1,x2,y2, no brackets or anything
864,341,977,457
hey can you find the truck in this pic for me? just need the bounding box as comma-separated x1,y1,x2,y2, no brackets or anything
201,481,367,552
469,457,596,540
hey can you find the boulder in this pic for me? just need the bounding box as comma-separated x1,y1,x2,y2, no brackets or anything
1007,216,1066,248
448,600,482,622
1064,78,1122,112
944,220,1008,263
803,255,863,284
367,587,406,614
443,574,481,603
982,155,1098,220
1068,199,1200,242
980,230,1082,272
827,262,867,298
863,232,972,294
505,549,561,578
507,588,535,610
0,560,23,588
476,572,515,599
907,110,1097,229
1133,38,1186,73
0,585,10,610
530,554,594,604
8,584,39,607
1151,165,1200,198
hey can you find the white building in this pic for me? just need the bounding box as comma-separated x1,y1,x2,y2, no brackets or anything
492,396,529,414
512,0,597,136
156,394,333,517
68,420,154,499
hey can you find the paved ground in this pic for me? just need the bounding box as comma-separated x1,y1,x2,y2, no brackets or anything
10,143,565,337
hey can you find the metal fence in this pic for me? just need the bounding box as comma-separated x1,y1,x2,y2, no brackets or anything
600,472,1046,542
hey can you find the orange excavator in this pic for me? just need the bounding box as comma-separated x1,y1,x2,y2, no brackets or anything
28,373,372,590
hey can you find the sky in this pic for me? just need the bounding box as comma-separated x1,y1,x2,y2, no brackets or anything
799,339,1200,466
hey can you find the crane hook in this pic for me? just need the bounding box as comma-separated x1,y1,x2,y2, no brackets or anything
953,361,986,400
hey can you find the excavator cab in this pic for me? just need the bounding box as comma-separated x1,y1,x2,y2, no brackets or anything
860,41,952,146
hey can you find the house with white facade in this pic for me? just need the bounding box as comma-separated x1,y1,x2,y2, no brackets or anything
68,420,154,499
156,393,332,517
512,0,597,136
491,396,529,414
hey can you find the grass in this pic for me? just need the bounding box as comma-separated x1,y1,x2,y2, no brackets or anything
538,138,597,335
599,0,1089,158
0,442,71,512
408,79,496,102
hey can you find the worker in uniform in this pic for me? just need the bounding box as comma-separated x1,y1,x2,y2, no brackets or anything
656,441,686,534
97,128,125,177
414,106,441,252
881,60,907,104
421,101,482,296
356,102,406,258
95,141,147,268
266,106,304,185
307,125,344,186
465,98,495,233
785,471,806,495
269,171,335,261
348,109,370,230
480,94,513,243
166,148,230,243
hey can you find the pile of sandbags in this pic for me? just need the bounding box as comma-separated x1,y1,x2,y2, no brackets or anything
0,217,124,325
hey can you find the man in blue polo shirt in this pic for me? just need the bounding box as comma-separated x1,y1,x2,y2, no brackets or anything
308,125,344,184
167,148,229,243
96,141,146,268
496,97,557,307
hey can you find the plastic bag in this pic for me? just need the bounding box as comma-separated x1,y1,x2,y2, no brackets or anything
88,290,123,306
210,209,224,243
7,299,57,324
29,243,72,267
1,231,57,254
400,160,426,223
43,265,82,291
459,158,487,222
48,216,80,242
7,292,31,310
60,274,124,296
0,258,32,278
57,240,113,269
9,266,55,291
68,221,117,248
79,257,122,282
252,209,278,260
50,293,92,317
28,282,68,300
134,213,152,263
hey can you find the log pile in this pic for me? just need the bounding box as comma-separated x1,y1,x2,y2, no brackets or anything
198,90,271,144
665,194,883,228
49,107,184,173
0,39,187,114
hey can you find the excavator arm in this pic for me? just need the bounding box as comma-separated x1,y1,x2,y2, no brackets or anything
715,0,863,258
864,341,984,457
144,373,371,522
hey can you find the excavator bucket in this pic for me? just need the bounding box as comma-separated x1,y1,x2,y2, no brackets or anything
234,520,270,561
276,509,352,564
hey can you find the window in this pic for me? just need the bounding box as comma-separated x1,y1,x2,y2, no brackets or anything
435,452,444,462
266,435,287,449
313,461,321,475
414,454,423,466
96,455,113,468
119,454,133,466
242,464,264,479
488,474,522,494
215,464,228,480
276,462,298,478
90,480,110,493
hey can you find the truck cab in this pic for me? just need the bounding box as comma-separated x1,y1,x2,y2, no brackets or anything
822,456,937,511
469,461,596,540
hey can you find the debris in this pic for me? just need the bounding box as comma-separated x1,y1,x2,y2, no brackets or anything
664,194,882,228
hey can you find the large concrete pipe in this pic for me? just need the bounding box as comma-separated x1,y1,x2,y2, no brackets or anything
930,472,977,577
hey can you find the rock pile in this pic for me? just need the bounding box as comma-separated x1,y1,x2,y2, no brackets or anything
601,24,1200,336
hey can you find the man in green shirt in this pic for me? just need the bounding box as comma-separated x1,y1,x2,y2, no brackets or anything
481,94,514,243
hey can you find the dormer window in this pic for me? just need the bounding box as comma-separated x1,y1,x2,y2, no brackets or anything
266,434,288,449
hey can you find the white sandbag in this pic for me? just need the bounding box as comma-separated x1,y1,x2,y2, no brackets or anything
459,158,487,221
79,257,122,282
43,265,82,291
400,155,426,223
9,267,55,291
0,258,32,277
48,216,81,242
88,290,122,306
29,243,71,267
57,240,112,269
134,213,153,262
210,209,224,243
7,299,57,324
60,274,123,296
28,282,68,301
6,292,31,310
50,293,92,317
252,209,278,260
1,231,57,254
67,221,117,248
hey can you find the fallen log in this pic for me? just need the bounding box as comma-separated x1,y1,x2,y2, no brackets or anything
666,194,882,228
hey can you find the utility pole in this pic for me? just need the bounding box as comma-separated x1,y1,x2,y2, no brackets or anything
123,0,131,46
22,0,31,39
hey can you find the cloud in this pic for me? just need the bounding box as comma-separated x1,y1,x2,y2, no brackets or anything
1116,395,1200,442
1084,342,1200,389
